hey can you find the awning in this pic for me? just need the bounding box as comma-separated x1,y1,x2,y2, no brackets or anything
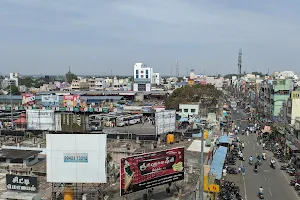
210,146,228,180
219,135,230,144
286,141,299,151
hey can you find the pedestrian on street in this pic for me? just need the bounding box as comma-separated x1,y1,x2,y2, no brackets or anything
246,130,249,136
238,165,242,173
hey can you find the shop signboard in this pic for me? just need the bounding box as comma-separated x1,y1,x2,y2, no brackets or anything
5,106,11,111
6,174,38,192
102,107,109,113
120,147,184,196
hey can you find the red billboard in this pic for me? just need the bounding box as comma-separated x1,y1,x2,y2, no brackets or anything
120,147,184,196
22,93,36,105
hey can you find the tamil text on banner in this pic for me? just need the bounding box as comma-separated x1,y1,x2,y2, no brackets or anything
63,95,81,107
41,95,60,107
6,174,38,192
120,147,184,196
22,94,36,105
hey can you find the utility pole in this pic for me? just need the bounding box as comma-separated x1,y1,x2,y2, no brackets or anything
10,81,13,129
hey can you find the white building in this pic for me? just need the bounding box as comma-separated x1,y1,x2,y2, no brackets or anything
133,63,153,92
153,73,161,85
179,103,199,118
94,78,110,91
9,73,19,87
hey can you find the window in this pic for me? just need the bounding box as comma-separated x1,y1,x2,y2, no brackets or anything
141,75,144,78
135,69,139,79
184,109,188,112
146,70,149,75
146,74,148,78
138,84,146,91
191,109,196,113
179,109,182,112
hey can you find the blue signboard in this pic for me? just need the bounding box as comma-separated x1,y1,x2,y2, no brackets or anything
63,153,88,163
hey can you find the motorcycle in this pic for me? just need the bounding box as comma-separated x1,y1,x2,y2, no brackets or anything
249,160,253,165
262,154,266,160
270,163,275,169
258,192,264,199
254,168,258,173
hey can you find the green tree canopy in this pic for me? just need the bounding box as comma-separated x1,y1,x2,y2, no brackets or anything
165,84,223,109
65,72,78,84
6,85,20,95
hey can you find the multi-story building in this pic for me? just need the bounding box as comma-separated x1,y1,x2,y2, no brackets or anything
259,78,293,119
71,79,89,91
94,78,110,91
9,73,19,87
152,73,161,85
133,63,153,92
285,91,300,125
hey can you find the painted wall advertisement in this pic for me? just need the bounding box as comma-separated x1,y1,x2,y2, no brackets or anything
63,95,81,107
22,93,36,105
120,147,184,196
41,95,60,107
6,174,38,192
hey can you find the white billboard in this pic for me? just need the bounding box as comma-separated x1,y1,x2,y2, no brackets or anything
41,95,60,107
46,134,107,183
26,110,60,131
155,110,176,135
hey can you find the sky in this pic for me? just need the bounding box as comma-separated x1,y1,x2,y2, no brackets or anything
0,0,300,76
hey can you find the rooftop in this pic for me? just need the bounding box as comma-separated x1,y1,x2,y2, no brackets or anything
0,149,41,159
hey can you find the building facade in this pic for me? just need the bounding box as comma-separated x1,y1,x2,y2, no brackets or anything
133,63,153,92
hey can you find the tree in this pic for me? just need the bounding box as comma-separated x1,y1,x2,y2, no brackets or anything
165,84,223,109
19,77,34,88
6,85,20,95
65,71,78,84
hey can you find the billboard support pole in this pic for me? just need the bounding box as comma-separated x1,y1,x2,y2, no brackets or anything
198,124,205,200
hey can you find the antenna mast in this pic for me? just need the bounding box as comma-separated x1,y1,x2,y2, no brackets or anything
176,61,179,77
238,48,242,76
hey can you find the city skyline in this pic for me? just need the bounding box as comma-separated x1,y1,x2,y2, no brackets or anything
1,0,300,75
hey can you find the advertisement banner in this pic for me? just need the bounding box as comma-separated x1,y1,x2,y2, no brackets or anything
292,91,300,99
41,95,60,107
6,174,38,192
22,93,36,105
120,147,184,196
63,95,81,107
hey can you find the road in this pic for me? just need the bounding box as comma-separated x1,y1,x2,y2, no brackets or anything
228,109,300,200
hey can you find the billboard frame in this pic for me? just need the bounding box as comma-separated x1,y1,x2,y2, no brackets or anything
46,133,107,183
120,147,184,196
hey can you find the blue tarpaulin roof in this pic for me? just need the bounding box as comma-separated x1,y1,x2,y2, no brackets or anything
210,146,228,180
192,130,213,138
179,118,189,122
219,135,230,144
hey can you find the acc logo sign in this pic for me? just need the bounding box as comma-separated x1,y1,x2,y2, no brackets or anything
208,184,220,193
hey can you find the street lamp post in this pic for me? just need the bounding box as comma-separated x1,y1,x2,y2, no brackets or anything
198,122,208,200
9,81,13,129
